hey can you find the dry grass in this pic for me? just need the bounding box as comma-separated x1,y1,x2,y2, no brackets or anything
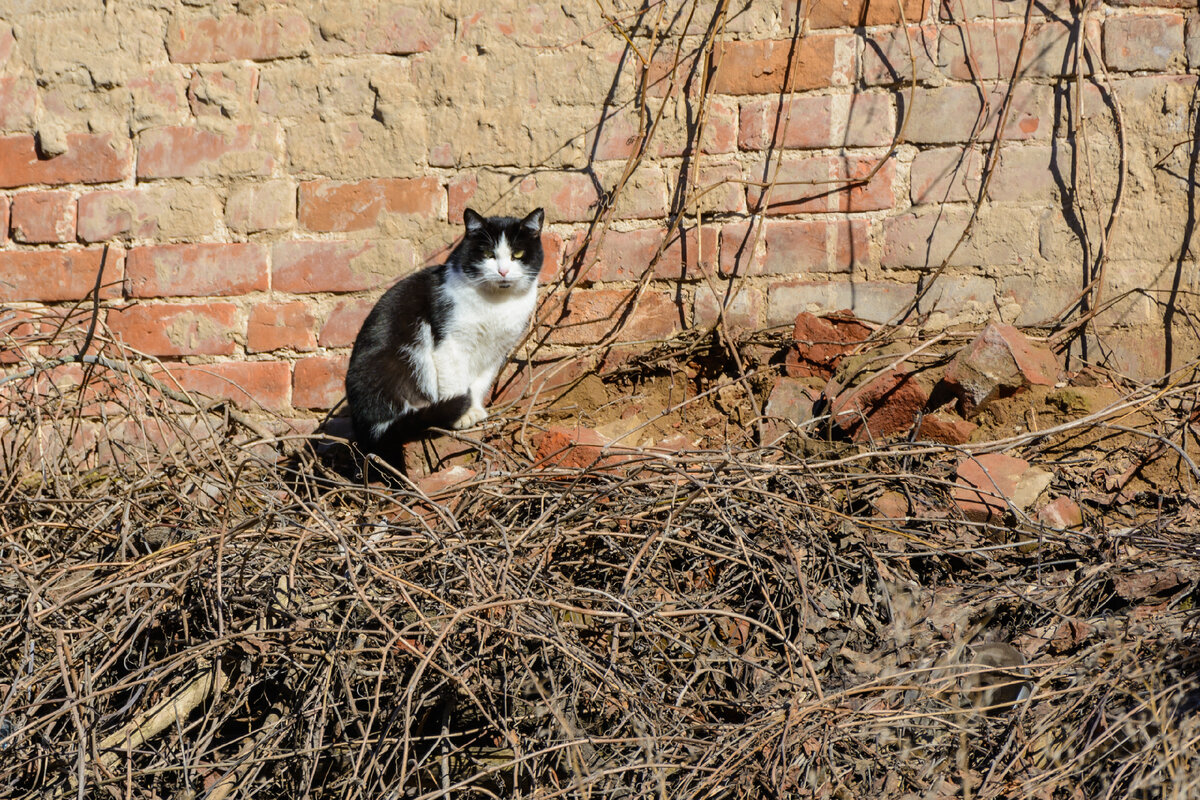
2,309,1198,800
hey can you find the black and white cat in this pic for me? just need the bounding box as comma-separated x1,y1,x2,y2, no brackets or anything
344,207,545,458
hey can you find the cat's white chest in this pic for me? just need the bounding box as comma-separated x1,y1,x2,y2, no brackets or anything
431,285,535,398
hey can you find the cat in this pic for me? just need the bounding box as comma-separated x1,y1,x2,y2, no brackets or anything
344,207,545,465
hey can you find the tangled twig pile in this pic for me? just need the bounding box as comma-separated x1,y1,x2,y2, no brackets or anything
2,310,1198,800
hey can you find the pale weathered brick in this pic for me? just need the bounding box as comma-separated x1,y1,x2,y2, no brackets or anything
693,284,763,330
126,244,269,298
901,84,1050,144
1104,14,1185,72
749,156,895,214
862,25,939,86
767,280,916,326
166,10,312,63
739,93,894,151
272,239,418,293
910,147,983,204
78,185,222,242
137,125,276,179
225,181,297,234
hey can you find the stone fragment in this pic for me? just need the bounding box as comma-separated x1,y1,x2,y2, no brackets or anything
941,323,1060,417
952,453,1031,521
828,367,929,442
915,413,977,445
416,465,477,497
762,377,818,443
533,425,617,470
1035,496,1083,529
786,311,872,378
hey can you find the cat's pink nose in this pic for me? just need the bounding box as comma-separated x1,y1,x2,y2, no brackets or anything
498,265,509,277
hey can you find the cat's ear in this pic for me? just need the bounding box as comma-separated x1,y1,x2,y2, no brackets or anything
463,208,485,233
521,208,545,234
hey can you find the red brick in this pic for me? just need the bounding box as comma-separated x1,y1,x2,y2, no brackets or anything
540,289,680,345
584,226,719,282
0,76,35,131
155,360,291,412
137,125,275,179
78,186,222,242
863,25,939,85
108,303,238,357
902,85,1049,144
910,147,983,204
0,133,131,189
10,191,75,243
415,465,477,497
750,156,894,214
224,181,296,234
319,298,374,348
0,248,123,302
298,176,441,232
126,244,268,298
785,0,929,29
272,239,417,293
1104,14,1185,72
540,231,565,282
0,25,14,69
292,355,349,410
763,218,869,275
166,10,311,63
247,302,317,354
710,36,841,95
739,94,894,151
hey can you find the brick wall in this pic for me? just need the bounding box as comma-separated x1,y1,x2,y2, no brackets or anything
1,0,1197,425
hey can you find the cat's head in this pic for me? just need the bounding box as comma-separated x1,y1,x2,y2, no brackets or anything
454,208,545,292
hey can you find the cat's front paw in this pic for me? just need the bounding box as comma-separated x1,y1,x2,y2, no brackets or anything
452,405,488,430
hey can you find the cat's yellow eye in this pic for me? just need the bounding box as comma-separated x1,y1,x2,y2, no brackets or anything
512,250,524,259
483,249,494,259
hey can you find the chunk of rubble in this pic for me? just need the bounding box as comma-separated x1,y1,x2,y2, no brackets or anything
1035,496,1083,529
952,452,1035,521
786,311,872,379
533,425,617,470
940,323,1060,417
415,465,477,496
914,412,977,445
761,376,819,443
827,367,929,442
